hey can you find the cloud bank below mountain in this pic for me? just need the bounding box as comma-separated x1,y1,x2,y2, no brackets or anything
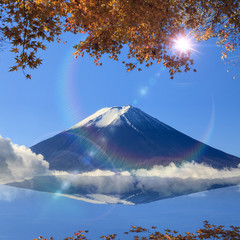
0,135,49,184
50,163,240,197
1,135,240,204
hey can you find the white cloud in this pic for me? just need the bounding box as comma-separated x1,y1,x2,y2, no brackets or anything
81,169,115,177
0,135,49,184
45,163,240,200
1,135,240,203
132,162,240,179
30,162,239,201
53,171,135,194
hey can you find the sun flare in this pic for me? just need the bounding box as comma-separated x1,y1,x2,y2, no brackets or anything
174,36,192,53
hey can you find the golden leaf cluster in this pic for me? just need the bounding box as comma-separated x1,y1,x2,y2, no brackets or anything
33,221,240,240
1,0,239,78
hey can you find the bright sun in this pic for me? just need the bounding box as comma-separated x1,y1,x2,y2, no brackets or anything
174,36,192,53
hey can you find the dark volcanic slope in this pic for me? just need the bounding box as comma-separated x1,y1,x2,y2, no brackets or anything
31,106,240,171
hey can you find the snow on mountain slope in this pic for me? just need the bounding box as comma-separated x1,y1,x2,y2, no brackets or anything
70,106,130,128
69,105,173,131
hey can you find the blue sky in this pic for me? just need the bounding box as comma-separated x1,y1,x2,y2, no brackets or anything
0,34,240,157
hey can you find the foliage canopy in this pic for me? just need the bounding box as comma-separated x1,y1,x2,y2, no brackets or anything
33,221,240,240
0,0,239,78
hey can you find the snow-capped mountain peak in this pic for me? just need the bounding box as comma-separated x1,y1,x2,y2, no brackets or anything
70,105,138,129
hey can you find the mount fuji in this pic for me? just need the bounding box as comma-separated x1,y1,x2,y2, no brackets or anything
31,105,240,171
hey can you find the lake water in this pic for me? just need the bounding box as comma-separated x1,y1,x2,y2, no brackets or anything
0,185,240,240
